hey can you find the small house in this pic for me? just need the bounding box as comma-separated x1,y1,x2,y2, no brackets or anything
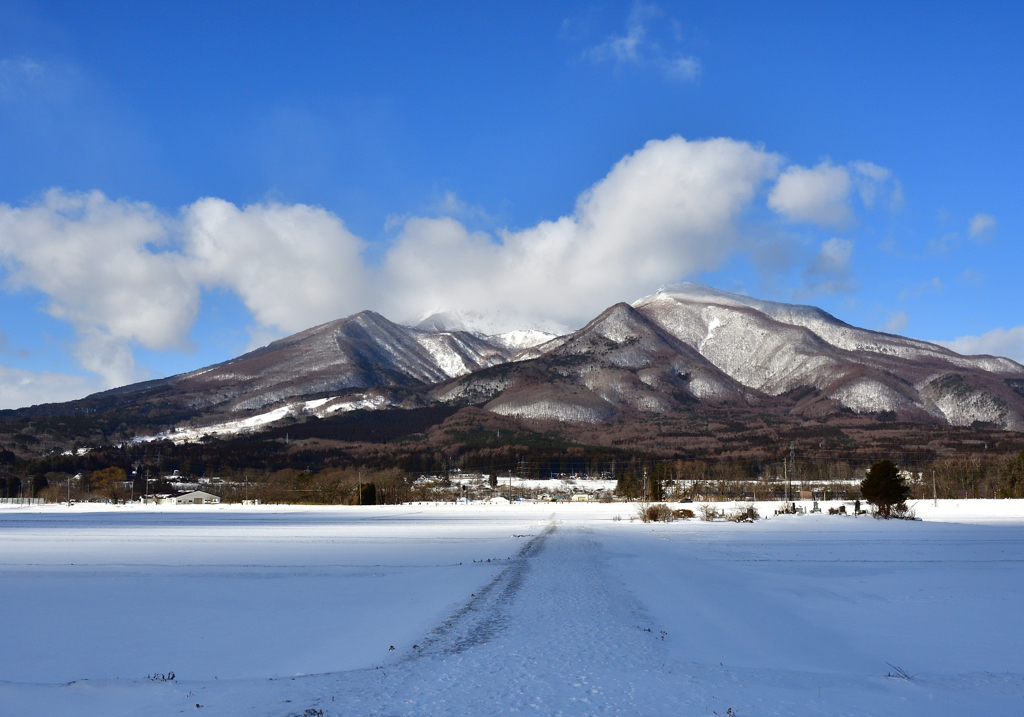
170,490,220,505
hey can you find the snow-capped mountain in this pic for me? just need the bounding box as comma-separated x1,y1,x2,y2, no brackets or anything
432,303,748,422
632,284,1024,429
152,311,529,413
423,286,1024,429
32,284,1024,437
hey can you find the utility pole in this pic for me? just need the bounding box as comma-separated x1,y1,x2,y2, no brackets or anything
783,455,789,503
789,442,796,505
932,469,937,507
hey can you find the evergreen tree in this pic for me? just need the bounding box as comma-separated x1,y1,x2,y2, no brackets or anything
359,482,377,505
860,459,910,518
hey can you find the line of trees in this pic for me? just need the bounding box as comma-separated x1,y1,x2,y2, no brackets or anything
7,442,1024,504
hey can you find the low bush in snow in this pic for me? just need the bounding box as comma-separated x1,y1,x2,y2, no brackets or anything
886,502,917,520
637,503,675,522
698,504,723,522
728,504,759,522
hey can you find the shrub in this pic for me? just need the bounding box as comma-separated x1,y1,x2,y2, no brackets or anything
728,504,759,522
698,503,723,521
673,508,695,519
637,503,675,523
889,502,917,520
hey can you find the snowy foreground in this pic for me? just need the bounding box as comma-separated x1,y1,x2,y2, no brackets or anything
2,501,1023,716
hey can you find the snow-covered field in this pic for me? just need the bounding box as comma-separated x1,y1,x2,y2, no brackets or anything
2,500,1023,715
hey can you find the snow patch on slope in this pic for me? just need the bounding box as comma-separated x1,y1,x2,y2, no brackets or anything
641,283,1024,372
138,393,397,444
323,394,392,414
413,334,476,377
829,379,913,414
489,399,612,423
489,329,560,351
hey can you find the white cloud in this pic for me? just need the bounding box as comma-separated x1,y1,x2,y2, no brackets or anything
884,311,909,334
898,277,944,301
769,159,900,227
379,136,781,330
768,162,853,227
0,365,100,410
584,2,700,81
0,189,198,387
184,199,367,335
969,213,996,240
660,56,700,81
591,4,646,62
889,180,905,211
927,232,959,255
802,237,855,294
850,160,891,207
939,326,1024,364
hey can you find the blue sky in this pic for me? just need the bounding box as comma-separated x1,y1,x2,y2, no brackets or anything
0,0,1022,409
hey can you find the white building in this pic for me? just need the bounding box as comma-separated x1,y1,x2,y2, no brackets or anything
171,490,220,505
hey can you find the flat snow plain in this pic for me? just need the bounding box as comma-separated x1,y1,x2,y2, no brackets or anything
2,500,1023,716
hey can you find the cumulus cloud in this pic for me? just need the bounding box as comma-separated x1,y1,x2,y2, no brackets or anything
769,159,900,227
0,190,198,387
768,162,853,227
380,137,780,329
939,326,1024,364
584,2,700,81
969,213,996,240
803,237,854,294
184,199,367,335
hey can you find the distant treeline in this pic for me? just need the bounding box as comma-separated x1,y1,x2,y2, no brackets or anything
6,441,1024,504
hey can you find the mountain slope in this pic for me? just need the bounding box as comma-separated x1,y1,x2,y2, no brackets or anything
95,311,524,417
634,284,1024,429
431,303,747,422
6,284,1024,446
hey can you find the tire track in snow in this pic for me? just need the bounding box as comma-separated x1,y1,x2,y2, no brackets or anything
303,522,682,716
408,520,556,659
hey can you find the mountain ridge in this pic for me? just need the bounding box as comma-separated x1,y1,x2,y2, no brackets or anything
4,285,1023,443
